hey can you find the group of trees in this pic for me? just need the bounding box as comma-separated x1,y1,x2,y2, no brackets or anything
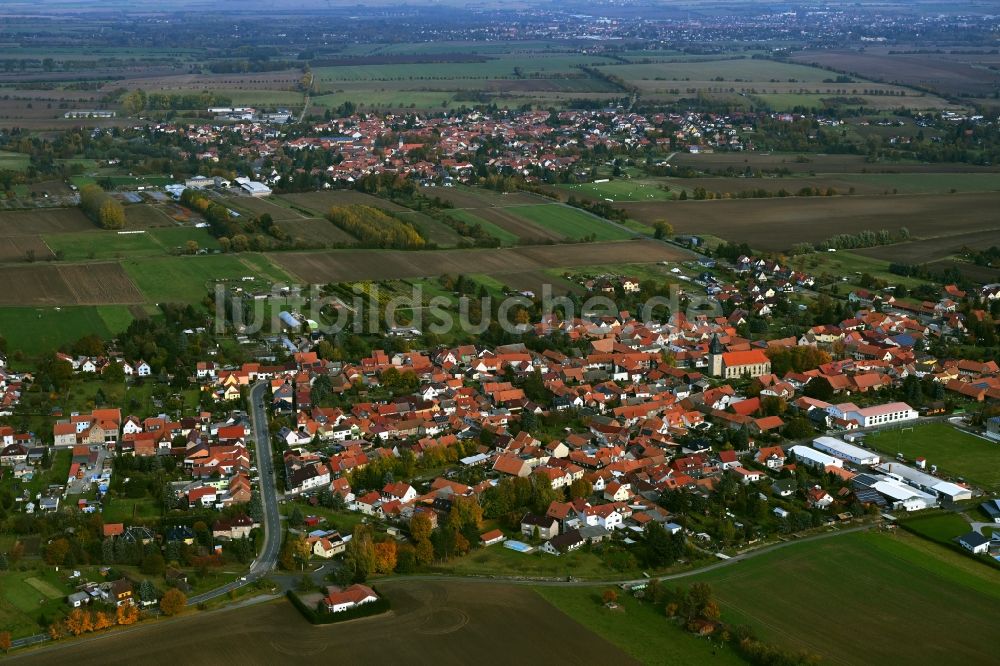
79,183,125,229
50,604,140,639
764,345,831,376
327,205,426,249
821,227,908,251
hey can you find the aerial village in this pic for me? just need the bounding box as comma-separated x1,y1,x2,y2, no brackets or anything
1,242,999,628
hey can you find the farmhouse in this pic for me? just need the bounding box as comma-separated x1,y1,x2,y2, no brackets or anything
958,532,990,555
323,584,379,613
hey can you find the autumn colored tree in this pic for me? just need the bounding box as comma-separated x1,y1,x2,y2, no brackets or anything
160,588,186,616
99,198,125,229
44,538,70,565
569,478,593,500
414,537,434,566
409,513,433,542
602,589,618,604
64,608,93,636
116,603,140,625
0,630,11,653
345,525,376,581
373,541,397,574
92,611,114,631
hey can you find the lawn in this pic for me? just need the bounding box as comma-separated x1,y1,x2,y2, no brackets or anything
147,227,222,252
0,149,30,171
865,423,1000,492
898,511,973,545
280,502,369,536
510,204,634,241
102,496,163,523
122,254,292,303
535,586,745,666
684,530,1000,665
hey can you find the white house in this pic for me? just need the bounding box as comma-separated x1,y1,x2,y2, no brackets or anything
826,402,917,428
812,436,880,466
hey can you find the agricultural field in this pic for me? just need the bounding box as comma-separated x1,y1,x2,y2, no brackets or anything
124,204,177,229
393,211,466,248
790,49,1000,98
0,263,142,306
0,305,133,355
445,209,520,245
666,152,1000,175
864,423,1000,492
225,196,305,222
535,587,744,666
555,179,676,203
458,207,563,243
274,217,357,246
619,192,1000,253
279,190,409,214
0,207,94,236
419,186,547,209
122,254,292,303
0,235,55,262
271,239,692,284
686,530,1000,665
14,581,634,665
509,204,634,241
898,512,974,546
42,230,163,261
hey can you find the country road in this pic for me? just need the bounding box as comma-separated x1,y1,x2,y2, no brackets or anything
10,382,281,650
188,382,281,604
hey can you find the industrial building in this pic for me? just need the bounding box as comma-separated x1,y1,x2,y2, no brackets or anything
812,436,880,466
874,462,972,503
788,445,843,470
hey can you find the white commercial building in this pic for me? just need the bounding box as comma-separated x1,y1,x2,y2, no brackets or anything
788,445,843,470
871,478,937,512
235,177,272,198
874,462,973,503
812,436,880,466
826,402,917,428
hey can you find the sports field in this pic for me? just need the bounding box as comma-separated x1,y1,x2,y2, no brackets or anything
865,423,1000,492
122,254,292,303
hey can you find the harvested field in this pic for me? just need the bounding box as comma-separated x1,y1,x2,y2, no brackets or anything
15,581,635,666
620,193,1000,252
0,263,142,305
396,211,466,247
791,50,1000,97
419,186,548,208
271,240,691,283
854,228,1000,265
0,235,55,262
275,218,357,246
280,191,409,215
667,151,1000,175
0,208,94,236
124,204,176,229
492,270,586,296
226,196,305,222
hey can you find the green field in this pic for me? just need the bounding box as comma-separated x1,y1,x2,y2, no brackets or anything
685,531,1000,664
899,511,975,545
0,305,134,355
101,496,163,523
865,423,1000,492
0,150,30,171
557,179,676,203
510,204,633,241
148,227,223,252
122,254,292,303
445,209,520,245
43,231,163,261
0,568,71,638
536,586,745,666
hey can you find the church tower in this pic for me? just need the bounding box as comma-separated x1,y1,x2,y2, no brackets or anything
708,333,725,377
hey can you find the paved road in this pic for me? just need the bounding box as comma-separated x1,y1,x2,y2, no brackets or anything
188,381,281,605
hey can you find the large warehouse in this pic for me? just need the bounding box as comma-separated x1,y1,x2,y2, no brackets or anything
812,436,881,466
